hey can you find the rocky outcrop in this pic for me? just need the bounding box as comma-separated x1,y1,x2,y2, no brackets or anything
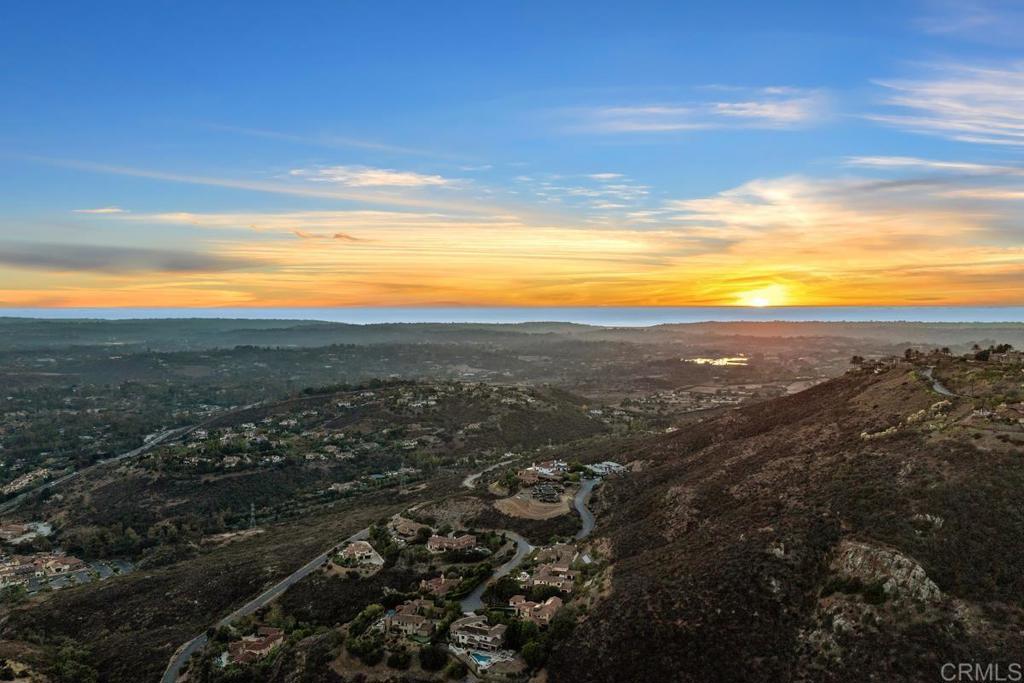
831,540,941,602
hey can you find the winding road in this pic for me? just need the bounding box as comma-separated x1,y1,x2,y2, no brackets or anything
161,467,602,681
1,402,262,517
459,477,600,613
161,528,369,683
461,458,516,489
921,366,957,397
0,427,184,516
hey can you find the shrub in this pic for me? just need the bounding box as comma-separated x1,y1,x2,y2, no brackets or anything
387,650,411,670
445,660,468,679
419,644,448,671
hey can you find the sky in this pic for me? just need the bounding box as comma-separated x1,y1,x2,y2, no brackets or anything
1,0,1023,309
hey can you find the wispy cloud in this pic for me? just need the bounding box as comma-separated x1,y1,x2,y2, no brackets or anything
203,123,441,157
845,156,1024,176
916,0,1024,46
22,156,518,216
73,206,128,214
870,62,1024,146
564,87,828,134
289,165,456,188
0,242,262,274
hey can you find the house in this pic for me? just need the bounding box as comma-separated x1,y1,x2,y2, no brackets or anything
384,612,434,639
427,534,476,553
509,595,563,626
38,555,86,575
388,515,430,541
526,563,576,593
420,574,457,596
449,615,507,652
226,627,285,665
339,540,377,563
382,599,436,639
587,461,626,476
517,469,540,486
534,544,577,565
533,460,568,478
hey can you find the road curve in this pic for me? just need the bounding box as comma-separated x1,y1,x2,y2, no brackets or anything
459,531,534,613
461,458,516,489
160,528,368,683
0,427,183,516
573,478,599,540
162,470,602,679
921,366,957,397
0,402,262,517
460,477,600,613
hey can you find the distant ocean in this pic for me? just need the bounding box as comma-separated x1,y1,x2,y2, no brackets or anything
2,307,1024,326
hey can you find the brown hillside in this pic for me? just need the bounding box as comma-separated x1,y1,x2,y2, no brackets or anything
548,359,1024,683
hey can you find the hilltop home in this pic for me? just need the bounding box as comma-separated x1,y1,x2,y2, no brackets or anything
226,627,284,665
588,461,626,476
420,573,457,596
449,615,507,652
527,563,576,593
382,599,436,639
509,595,563,626
339,540,377,563
427,534,476,553
534,544,577,565
388,515,430,541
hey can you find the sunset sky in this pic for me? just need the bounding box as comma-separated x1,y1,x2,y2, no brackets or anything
2,1,1023,308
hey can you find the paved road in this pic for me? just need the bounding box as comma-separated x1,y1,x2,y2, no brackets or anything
160,528,369,683
921,366,957,397
0,402,262,517
162,468,603,679
573,478,599,540
0,427,183,515
459,531,535,613
461,458,516,489
460,477,600,613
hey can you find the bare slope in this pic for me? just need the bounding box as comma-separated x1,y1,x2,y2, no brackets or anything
548,359,1024,682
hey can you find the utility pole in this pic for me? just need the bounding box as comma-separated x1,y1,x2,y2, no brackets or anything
249,502,256,529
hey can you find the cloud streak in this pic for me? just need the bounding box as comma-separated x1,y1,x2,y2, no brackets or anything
73,206,128,214
870,62,1024,146
565,87,828,134
289,165,455,188
0,242,263,275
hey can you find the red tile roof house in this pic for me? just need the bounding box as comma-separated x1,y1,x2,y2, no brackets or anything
449,615,507,652
37,555,87,575
420,573,457,596
225,627,285,665
339,540,377,563
526,563,576,594
509,595,563,626
388,515,430,541
382,601,437,640
426,533,476,553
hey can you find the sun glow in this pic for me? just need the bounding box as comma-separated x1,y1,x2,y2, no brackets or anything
736,284,788,307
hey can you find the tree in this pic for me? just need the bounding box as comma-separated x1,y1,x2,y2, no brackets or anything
445,660,468,679
419,645,448,671
521,640,547,669
387,650,411,669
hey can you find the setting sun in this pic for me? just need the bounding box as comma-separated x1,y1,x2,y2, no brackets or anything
736,285,788,307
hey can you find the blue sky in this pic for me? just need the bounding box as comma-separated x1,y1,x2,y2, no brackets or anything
1,0,1023,307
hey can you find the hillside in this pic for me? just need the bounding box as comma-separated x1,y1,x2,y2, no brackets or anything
548,356,1024,682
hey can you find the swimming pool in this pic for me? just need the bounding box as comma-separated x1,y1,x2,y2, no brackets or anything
470,651,493,667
